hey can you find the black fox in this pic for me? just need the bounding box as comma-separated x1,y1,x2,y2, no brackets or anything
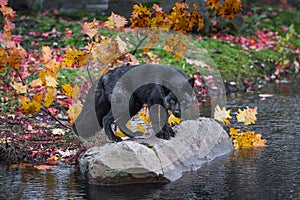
94,64,195,142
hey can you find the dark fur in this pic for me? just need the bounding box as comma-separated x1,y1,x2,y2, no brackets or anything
95,65,194,142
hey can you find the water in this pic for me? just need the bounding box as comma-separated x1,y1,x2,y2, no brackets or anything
1,82,300,199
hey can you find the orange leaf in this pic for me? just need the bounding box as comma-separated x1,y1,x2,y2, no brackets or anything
218,0,242,19
0,0,8,7
30,78,43,87
206,0,221,9
130,4,152,28
34,165,53,170
42,46,52,63
33,93,43,103
153,4,162,12
62,47,87,67
81,19,99,39
45,59,61,74
4,18,15,31
104,12,127,30
0,5,16,20
11,163,32,169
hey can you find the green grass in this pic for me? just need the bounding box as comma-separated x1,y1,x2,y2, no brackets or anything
8,5,299,89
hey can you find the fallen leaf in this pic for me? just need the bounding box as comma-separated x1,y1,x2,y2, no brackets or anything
11,81,27,94
52,128,65,136
45,76,57,88
214,105,231,123
34,165,53,170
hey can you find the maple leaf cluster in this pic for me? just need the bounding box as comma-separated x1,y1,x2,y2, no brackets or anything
230,128,266,148
130,3,204,34
0,0,26,72
214,105,266,148
206,0,243,19
1,1,243,127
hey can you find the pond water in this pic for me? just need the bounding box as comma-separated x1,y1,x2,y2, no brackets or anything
1,82,300,199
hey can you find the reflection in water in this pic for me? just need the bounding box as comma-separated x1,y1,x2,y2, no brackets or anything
0,166,88,199
1,82,300,199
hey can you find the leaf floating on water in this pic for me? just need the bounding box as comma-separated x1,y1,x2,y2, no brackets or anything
11,163,32,169
258,94,273,98
214,105,231,124
34,165,53,170
230,128,266,149
236,107,257,125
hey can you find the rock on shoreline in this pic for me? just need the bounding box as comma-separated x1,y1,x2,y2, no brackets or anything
79,117,233,185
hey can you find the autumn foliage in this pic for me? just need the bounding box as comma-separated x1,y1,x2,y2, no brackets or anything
0,1,243,138
214,105,266,148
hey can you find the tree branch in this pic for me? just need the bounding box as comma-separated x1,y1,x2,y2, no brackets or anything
14,69,71,130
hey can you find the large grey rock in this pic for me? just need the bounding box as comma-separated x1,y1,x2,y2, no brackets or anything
79,117,233,185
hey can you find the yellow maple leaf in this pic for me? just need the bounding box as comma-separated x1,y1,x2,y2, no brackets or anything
11,81,27,94
104,12,128,30
138,107,151,125
252,134,267,147
114,128,127,138
136,123,146,134
164,35,187,59
67,100,83,124
62,48,87,67
44,93,55,107
5,45,26,70
230,130,267,149
47,87,57,96
61,84,72,98
218,0,242,19
168,114,181,126
33,93,43,103
229,127,240,139
30,78,43,87
130,4,152,28
20,100,42,115
72,85,80,99
206,0,221,9
236,107,257,125
45,59,61,74
42,46,52,63
45,76,57,88
115,36,128,54
87,38,122,65
214,105,232,123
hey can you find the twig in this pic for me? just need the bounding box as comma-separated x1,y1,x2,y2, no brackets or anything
41,107,71,129
131,35,148,55
15,69,26,85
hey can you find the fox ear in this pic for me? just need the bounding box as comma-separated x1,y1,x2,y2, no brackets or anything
188,77,195,88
